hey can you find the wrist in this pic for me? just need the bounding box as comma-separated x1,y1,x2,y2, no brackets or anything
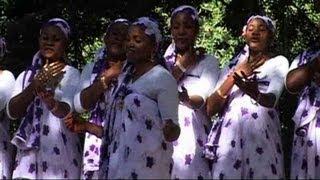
175,61,187,73
49,100,59,112
99,76,111,91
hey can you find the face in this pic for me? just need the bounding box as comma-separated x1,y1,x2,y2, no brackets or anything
104,23,129,59
171,12,198,53
39,25,67,61
126,25,155,64
245,18,272,52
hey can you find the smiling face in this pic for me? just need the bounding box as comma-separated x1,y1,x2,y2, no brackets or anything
39,25,67,62
104,22,129,60
245,18,273,52
170,11,198,53
126,25,155,64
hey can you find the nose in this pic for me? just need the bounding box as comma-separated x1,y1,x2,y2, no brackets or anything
177,26,186,36
252,29,260,36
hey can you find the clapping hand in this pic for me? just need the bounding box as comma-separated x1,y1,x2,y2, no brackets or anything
34,60,65,89
233,71,260,98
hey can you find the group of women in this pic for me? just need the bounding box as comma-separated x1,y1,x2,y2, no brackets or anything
0,4,319,179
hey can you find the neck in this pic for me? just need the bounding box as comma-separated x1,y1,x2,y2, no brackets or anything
176,46,194,56
106,53,126,62
249,48,268,58
132,60,155,79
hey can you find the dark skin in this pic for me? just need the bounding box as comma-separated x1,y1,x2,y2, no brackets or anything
80,22,129,111
286,55,320,93
127,25,180,142
67,24,180,142
65,22,129,136
8,25,69,119
64,113,103,137
170,11,204,109
206,18,277,117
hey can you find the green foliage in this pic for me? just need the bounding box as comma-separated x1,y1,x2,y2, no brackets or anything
197,1,241,67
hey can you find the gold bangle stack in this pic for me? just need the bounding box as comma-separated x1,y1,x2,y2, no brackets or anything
217,89,228,99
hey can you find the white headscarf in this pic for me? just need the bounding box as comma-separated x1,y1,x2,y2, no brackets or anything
243,15,276,34
41,18,71,39
132,17,162,49
171,5,199,24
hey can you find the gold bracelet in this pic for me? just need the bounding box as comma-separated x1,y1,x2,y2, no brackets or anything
217,89,228,99
175,61,187,73
100,76,109,90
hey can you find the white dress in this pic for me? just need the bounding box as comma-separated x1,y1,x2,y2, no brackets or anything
99,64,179,179
288,49,320,179
74,55,108,179
205,51,289,179
0,70,15,179
8,65,82,179
165,52,220,179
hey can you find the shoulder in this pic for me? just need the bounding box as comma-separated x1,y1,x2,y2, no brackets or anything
270,55,289,66
81,62,95,73
198,55,219,67
1,70,15,80
63,65,81,79
268,55,289,73
152,65,177,86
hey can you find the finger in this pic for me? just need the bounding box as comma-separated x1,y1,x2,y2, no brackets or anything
240,71,249,80
181,85,187,92
49,63,65,73
233,72,244,83
48,61,64,68
51,70,65,78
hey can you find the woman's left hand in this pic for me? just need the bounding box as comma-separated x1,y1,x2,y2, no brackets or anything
36,89,57,110
233,71,260,98
178,85,189,103
163,119,180,142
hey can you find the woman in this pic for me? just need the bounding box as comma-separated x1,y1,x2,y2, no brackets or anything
91,17,180,179
7,18,81,179
70,18,129,180
205,15,288,179
0,37,15,179
163,5,220,179
286,45,320,179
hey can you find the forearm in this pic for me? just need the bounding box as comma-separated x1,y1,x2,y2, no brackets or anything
252,92,276,108
49,101,70,118
183,95,204,109
286,64,313,93
80,80,107,110
8,84,35,119
206,75,235,117
172,65,185,81
85,122,103,138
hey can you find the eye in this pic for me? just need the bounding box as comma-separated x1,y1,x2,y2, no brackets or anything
172,25,179,30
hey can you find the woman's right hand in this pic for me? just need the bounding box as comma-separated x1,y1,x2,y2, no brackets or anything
100,61,123,84
64,113,87,133
34,60,65,89
234,53,266,77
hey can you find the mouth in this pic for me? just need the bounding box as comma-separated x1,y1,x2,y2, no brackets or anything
176,37,188,43
250,37,260,43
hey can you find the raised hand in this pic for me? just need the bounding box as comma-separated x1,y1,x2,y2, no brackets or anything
233,71,259,98
100,61,123,81
234,53,266,77
34,60,65,88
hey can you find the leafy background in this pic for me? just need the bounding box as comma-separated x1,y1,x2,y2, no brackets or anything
1,0,320,177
